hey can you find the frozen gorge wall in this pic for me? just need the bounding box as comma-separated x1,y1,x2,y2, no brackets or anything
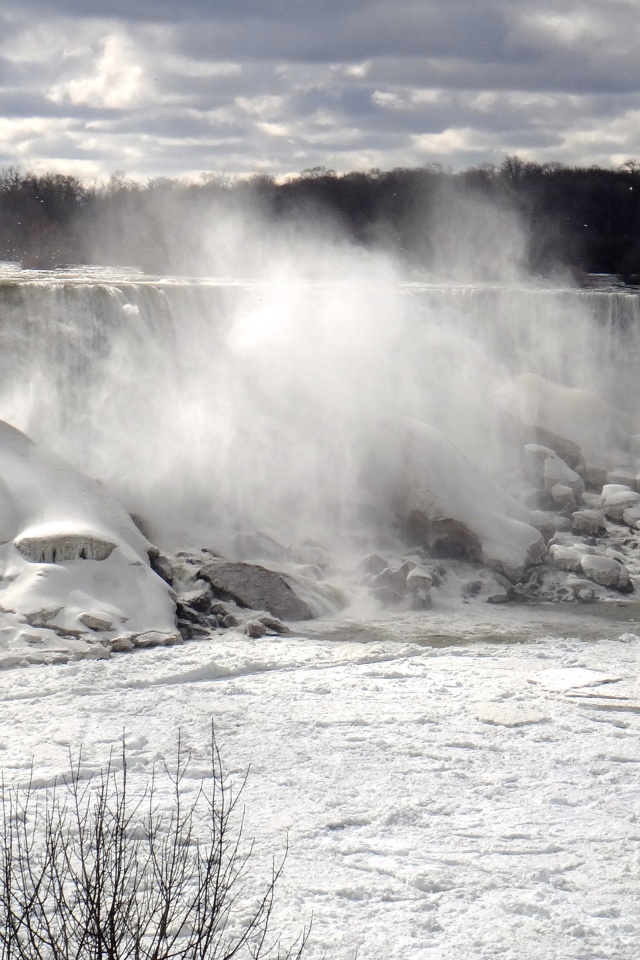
0,274,638,552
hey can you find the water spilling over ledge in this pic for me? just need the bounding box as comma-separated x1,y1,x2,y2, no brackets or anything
0,263,639,660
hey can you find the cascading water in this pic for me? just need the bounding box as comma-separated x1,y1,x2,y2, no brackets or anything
0,262,639,560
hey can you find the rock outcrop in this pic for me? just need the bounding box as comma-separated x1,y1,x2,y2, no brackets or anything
199,560,313,621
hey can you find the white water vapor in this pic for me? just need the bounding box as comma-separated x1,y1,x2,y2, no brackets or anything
0,192,638,560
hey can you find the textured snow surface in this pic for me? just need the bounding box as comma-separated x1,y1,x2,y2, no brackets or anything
2,614,640,959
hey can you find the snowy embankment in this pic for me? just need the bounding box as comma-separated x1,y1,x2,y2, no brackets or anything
1,620,640,960
0,420,178,664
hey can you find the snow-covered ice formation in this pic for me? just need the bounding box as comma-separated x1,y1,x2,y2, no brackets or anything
378,418,547,580
496,371,639,466
0,420,178,665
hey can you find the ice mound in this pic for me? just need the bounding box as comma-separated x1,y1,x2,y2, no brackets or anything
376,418,546,581
0,421,179,666
496,371,638,464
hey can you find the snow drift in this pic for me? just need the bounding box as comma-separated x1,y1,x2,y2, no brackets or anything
0,421,178,665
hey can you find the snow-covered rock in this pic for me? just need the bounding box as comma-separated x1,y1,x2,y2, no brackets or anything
572,509,606,535
549,544,584,573
0,421,178,664
550,483,575,508
580,554,630,590
377,419,546,581
523,444,584,498
601,485,640,521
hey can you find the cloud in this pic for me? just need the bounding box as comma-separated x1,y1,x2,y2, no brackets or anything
0,0,639,179
48,34,146,109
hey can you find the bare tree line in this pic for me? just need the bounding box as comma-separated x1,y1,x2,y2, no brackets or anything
1,157,639,279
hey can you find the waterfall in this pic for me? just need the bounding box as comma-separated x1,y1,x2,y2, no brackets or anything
1,267,638,551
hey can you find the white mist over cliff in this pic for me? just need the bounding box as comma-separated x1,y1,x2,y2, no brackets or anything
0,198,638,559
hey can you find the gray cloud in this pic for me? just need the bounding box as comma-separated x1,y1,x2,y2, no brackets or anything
0,0,639,179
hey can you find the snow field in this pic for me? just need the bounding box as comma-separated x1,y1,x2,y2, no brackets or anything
1,625,640,958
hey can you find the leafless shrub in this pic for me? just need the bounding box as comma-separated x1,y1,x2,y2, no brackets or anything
0,728,308,960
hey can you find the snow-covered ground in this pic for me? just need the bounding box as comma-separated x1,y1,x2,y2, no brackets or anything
2,608,640,959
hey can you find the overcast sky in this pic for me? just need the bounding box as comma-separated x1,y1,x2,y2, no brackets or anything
1,0,639,181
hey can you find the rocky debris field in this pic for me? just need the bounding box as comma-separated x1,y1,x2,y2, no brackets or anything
145,411,640,644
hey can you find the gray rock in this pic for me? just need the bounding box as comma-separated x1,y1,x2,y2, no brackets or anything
371,584,405,607
128,630,182,648
110,635,135,652
602,487,640,521
580,554,630,590
199,561,313,621
148,547,174,585
566,576,598,603
222,613,242,628
178,585,212,613
359,554,388,577
406,565,433,589
408,588,432,610
243,619,268,639
583,464,608,490
524,444,583,495
405,513,482,562
607,468,638,489
530,427,583,469
372,561,415,594
550,483,575,508
572,509,606,535
550,544,584,572
79,612,113,632
258,614,290,634
622,506,640,529
23,606,62,626
463,579,483,597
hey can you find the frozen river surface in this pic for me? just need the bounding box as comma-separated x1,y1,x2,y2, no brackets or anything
2,608,640,959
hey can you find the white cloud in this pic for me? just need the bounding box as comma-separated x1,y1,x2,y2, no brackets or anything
48,33,147,109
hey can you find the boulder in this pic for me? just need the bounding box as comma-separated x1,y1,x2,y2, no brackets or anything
583,464,608,490
148,547,174,585
79,612,114,632
566,576,597,603
622,506,640,529
579,554,630,590
601,486,640,521
607,467,638,490
405,513,482,562
572,509,605,535
243,619,268,639
370,419,546,583
371,560,416,593
199,560,313,621
530,426,583,469
524,444,584,497
359,554,388,577
550,545,584,573
550,483,575,509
